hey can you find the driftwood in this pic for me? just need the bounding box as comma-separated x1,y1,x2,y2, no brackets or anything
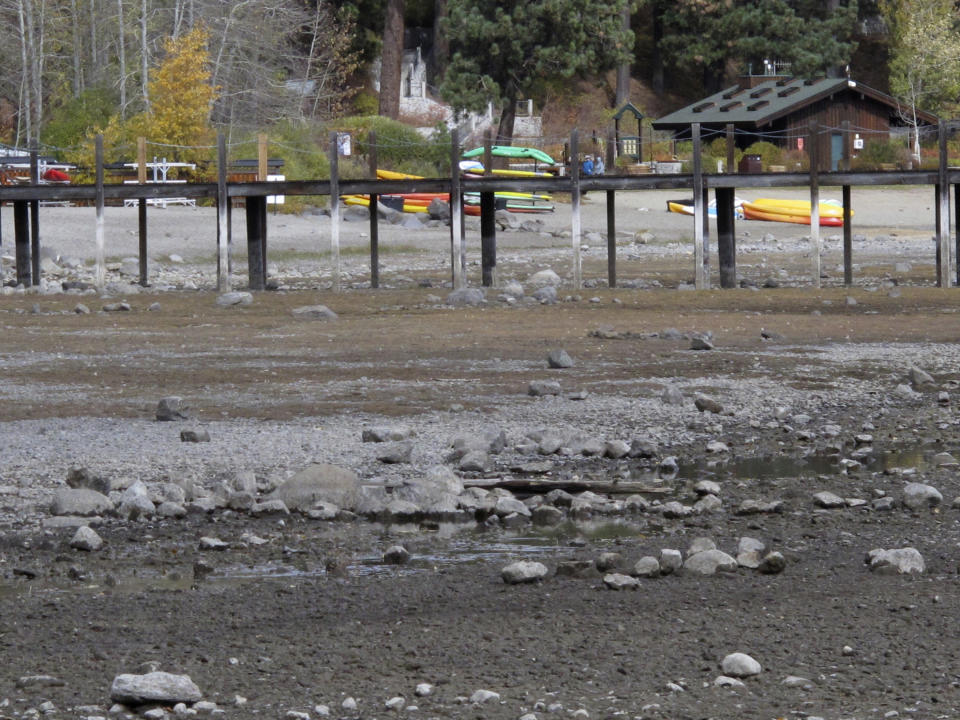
462,477,672,496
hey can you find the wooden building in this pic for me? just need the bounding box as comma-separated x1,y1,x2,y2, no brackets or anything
652,75,938,171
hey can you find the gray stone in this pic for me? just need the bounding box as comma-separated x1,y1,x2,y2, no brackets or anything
494,496,531,518
250,499,289,516
362,425,413,442
377,441,413,464
291,305,338,321
813,491,846,509
69,526,103,551
74,303,91,314
383,545,410,564
633,556,660,578
688,537,717,555
216,291,253,307
531,285,558,304
595,552,622,572
156,501,187,518
706,440,728,453
446,288,485,306
528,268,561,287
156,396,189,421
50,488,113,517
661,501,692,518
907,366,935,389
532,505,564,526
66,466,111,495
458,450,491,472
500,280,524,298
684,549,738,575
180,428,210,443
102,301,131,312
660,385,684,406
547,349,574,368
604,440,631,459
695,396,723,414
659,549,683,575
758,551,787,574
502,560,549,584
629,437,659,458
721,653,762,677
111,672,202,705
427,198,450,219
199,536,229,551
693,494,722,514
267,464,361,511
867,547,924,574
529,380,562,397
119,493,155,520
690,335,714,350
470,689,501,705
902,482,942,510
694,480,721,496
603,573,640,590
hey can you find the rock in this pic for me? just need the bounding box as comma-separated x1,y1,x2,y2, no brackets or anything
531,285,558,304
932,452,958,467
119,492,155,521
50,488,113,517
813,491,846,509
427,197,450,219
532,505,564,526
102,301,131,312
500,280,524,298
695,396,723,413
694,480,721,496
721,653,762,678
470,689,500,704
216,291,253,307
603,573,640,590
633,556,660,578
736,537,765,569
528,380,561,397
693,494,722,514
362,425,413,442
291,305,338,320
458,450,491,472
659,549,683,575
250,499,288,516
180,428,210,443
377,442,413,464
199,536,229,551
415,683,432,697
595,552,622,572
65,466,111,495
705,440,728,454
110,672,202,705
74,303,91,314
714,676,745,688
867,547,924,574
528,268,561,287
660,385,685,406
156,396,189,421
267,464,360,511
758,551,787,574
629,437,659,457
494,496,531,518
688,537,717,555
690,335,714,350
661,501,692,518
908,366,935,389
684,549,738,575
383,545,410,564
547,349,574,368
446,288,485,306
902,482,942,510
16,675,64,689
69,526,103,551
782,675,814,689
501,560,549,584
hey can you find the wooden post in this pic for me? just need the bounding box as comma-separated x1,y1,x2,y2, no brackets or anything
217,133,230,292
570,129,582,289
95,134,105,289
692,123,706,289
809,121,821,289
137,137,148,287
368,130,379,288
480,129,496,287
329,131,341,292
843,184,852,287
605,129,616,288
257,133,268,182
716,187,736,288
14,201,30,286
725,123,735,174
841,120,851,172
29,146,40,285
246,196,265,290
938,122,950,287
449,128,464,289
954,183,960,287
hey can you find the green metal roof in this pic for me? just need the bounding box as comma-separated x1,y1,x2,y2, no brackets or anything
652,76,938,130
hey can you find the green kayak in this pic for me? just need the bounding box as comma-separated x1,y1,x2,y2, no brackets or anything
462,145,556,165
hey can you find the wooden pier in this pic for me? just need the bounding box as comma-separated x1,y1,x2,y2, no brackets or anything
1,125,958,292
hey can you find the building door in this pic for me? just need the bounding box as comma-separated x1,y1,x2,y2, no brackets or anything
831,133,844,171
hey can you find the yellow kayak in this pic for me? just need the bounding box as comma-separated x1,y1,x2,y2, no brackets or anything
376,169,423,180
343,194,427,213
747,198,851,219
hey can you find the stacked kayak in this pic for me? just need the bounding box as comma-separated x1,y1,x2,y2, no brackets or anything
666,197,744,219
742,198,851,226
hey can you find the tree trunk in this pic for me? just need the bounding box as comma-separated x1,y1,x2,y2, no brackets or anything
495,88,516,148
89,0,99,85
614,4,630,106
379,0,404,119
17,0,32,144
141,0,149,109
651,1,664,95
432,0,448,82
71,0,83,96
117,0,127,114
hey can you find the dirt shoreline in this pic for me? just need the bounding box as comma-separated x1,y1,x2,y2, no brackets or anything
2,190,960,718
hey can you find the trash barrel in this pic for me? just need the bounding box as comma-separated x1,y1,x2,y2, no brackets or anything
738,154,763,173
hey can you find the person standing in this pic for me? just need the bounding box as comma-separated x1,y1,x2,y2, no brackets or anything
594,155,605,175
581,155,594,176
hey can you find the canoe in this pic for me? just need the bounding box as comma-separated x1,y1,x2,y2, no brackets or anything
744,198,851,220
462,146,557,165
742,205,844,226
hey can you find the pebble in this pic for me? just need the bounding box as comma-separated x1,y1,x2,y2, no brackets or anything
69,526,103,551
603,573,640,590
470,689,500,704
721,652,762,677
501,560,548,584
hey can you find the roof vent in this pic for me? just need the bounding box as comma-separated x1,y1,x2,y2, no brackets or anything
721,88,741,100
720,101,742,112
692,102,714,113
747,100,769,111
776,78,790,86
777,86,800,98
750,87,772,98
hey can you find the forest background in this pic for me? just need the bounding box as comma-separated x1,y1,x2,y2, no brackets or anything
0,0,957,179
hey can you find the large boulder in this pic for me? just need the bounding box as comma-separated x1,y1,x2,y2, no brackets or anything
267,464,360,511
110,672,202,705
50,488,113,517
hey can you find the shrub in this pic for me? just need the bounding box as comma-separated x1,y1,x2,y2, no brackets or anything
742,141,783,170
851,138,910,170
333,115,450,175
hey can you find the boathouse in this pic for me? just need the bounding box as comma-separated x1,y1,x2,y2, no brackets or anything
652,75,938,171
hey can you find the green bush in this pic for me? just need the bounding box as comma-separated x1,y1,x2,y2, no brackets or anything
851,138,910,170
42,88,118,155
333,115,450,175
742,140,783,169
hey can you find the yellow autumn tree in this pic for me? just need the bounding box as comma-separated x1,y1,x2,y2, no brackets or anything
145,25,218,162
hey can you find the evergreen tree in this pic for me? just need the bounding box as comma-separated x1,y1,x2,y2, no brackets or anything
440,0,633,144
